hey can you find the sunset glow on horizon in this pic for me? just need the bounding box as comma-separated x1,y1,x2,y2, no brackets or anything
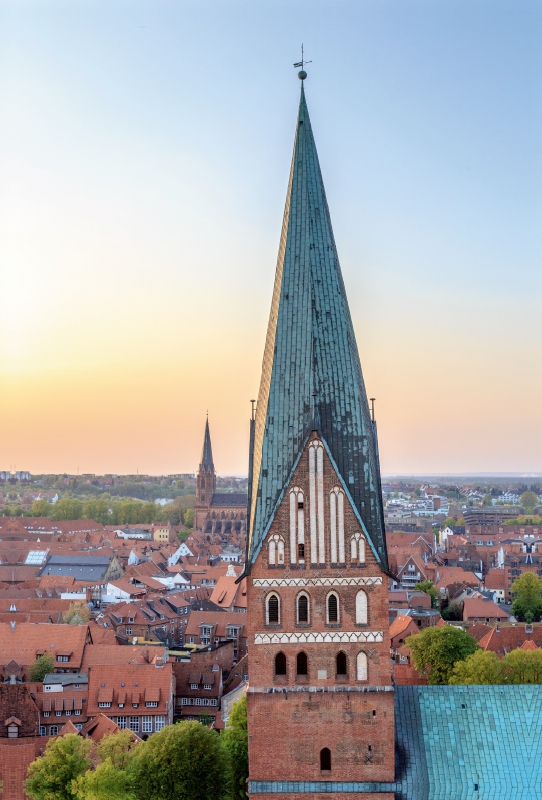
1,1,541,476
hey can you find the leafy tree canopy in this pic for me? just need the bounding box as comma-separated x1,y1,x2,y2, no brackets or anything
449,650,504,684
63,601,91,625
222,695,248,800
511,572,542,622
28,653,55,683
73,758,135,800
25,734,93,800
505,649,542,684
520,491,539,513
441,600,463,621
414,580,439,609
130,721,231,800
406,625,479,684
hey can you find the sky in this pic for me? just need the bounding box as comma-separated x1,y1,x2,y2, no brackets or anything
1,0,541,477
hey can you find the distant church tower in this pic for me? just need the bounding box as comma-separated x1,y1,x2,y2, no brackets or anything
195,417,216,527
245,75,394,798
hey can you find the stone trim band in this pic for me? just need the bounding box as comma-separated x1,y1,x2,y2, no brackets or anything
254,630,384,645
248,685,394,694
249,780,400,793
253,576,382,588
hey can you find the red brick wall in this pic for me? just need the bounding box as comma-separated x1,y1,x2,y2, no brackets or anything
247,434,395,789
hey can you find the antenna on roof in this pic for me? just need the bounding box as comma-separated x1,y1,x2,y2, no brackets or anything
250,400,256,421
370,398,376,423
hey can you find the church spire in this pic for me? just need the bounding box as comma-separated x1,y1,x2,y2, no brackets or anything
199,416,214,472
247,83,388,571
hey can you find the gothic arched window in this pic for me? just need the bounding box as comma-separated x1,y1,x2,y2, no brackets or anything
320,748,331,771
357,651,368,681
327,592,339,624
267,593,280,625
356,590,368,624
329,487,345,564
275,652,287,676
336,651,347,676
296,652,308,676
289,487,305,565
268,535,285,566
296,592,309,624
350,532,366,564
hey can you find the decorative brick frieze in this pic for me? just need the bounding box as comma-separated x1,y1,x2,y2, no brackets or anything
254,631,384,645
253,577,382,589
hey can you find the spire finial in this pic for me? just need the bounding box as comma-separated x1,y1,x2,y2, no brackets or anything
293,43,311,80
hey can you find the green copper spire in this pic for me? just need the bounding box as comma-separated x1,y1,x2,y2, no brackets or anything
247,84,388,570
200,416,214,472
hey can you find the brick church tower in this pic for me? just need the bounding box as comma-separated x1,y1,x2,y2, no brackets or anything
245,74,395,800
195,416,217,526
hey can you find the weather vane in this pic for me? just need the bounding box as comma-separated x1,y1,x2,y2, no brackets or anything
293,44,311,80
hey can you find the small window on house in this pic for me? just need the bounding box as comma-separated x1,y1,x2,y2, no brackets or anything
296,652,308,675
327,593,339,623
267,593,280,625
320,747,331,771
275,652,287,676
336,651,347,676
298,542,305,559
297,593,309,624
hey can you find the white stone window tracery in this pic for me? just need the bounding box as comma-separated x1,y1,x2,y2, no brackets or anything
330,487,345,564
309,440,325,564
356,590,368,624
289,487,305,565
357,651,368,681
350,532,366,564
268,534,285,566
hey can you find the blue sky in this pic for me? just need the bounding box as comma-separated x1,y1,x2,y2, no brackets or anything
1,0,540,475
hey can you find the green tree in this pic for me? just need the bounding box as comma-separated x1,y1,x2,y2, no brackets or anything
25,734,93,800
406,625,479,684
482,494,493,507
50,498,83,521
131,721,231,800
414,580,439,609
511,572,542,621
183,508,194,528
449,650,504,684
441,600,463,621
96,730,139,769
31,499,52,517
520,491,539,514
83,498,111,525
63,601,91,625
222,695,248,800
73,759,135,800
504,649,542,683
73,731,138,800
28,653,55,683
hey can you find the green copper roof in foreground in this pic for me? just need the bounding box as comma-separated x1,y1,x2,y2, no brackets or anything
250,685,542,797
247,85,387,569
